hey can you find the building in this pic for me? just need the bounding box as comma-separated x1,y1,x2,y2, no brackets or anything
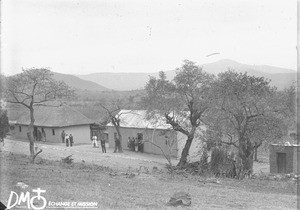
269,144,300,174
7,105,97,144
106,110,205,160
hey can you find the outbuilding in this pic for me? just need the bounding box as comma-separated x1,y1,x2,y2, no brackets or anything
269,144,300,174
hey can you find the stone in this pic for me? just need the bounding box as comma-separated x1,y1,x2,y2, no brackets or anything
167,192,191,207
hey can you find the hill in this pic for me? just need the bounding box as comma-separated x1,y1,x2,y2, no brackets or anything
77,59,296,91
52,72,109,91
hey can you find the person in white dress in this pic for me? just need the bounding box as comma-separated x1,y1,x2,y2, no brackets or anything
92,135,98,147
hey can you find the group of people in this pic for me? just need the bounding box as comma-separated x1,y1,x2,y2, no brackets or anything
33,128,46,142
92,135,106,153
127,137,144,153
61,130,74,147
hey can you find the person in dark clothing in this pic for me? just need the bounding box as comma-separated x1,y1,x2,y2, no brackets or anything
127,137,131,150
101,138,106,153
61,130,65,143
69,134,74,147
37,129,42,142
139,139,144,153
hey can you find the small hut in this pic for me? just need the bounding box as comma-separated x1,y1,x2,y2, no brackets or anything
269,143,300,174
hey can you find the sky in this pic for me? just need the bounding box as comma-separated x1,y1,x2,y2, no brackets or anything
1,0,297,76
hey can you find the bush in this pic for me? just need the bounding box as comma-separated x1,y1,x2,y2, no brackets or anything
210,147,236,178
198,148,209,174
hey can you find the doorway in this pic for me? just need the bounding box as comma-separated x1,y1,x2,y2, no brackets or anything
277,153,286,173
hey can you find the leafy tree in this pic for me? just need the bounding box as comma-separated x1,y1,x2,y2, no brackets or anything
208,70,286,172
4,68,74,162
99,99,126,153
142,60,215,168
0,108,9,142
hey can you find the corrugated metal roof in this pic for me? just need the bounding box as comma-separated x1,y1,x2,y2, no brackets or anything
106,110,171,129
7,105,94,127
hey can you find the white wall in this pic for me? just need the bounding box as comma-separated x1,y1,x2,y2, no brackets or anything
176,126,206,161
9,124,92,144
59,125,91,144
106,126,178,156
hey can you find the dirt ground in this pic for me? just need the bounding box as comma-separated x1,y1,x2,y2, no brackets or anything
0,138,298,209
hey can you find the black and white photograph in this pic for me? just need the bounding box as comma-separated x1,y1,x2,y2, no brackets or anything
0,0,298,209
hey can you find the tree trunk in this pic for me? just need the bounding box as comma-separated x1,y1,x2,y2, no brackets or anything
239,138,254,173
117,134,123,153
254,142,258,162
28,107,36,163
240,153,254,172
177,135,193,168
115,126,123,153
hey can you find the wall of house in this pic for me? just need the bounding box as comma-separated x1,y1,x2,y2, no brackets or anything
9,124,27,139
9,124,92,144
293,146,300,174
106,126,178,157
176,127,205,162
54,125,92,144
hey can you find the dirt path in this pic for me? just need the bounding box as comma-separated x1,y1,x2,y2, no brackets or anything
1,138,173,172
1,137,269,174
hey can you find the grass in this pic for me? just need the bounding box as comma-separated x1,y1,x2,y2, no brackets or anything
0,151,298,210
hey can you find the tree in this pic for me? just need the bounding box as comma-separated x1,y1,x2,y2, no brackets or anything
4,68,74,162
208,70,286,172
142,60,215,168
0,108,9,143
99,99,125,153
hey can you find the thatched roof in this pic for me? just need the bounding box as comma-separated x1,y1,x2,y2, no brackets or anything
7,105,94,127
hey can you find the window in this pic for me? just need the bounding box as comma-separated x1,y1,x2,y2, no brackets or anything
19,126,22,132
41,128,44,133
114,132,118,140
52,129,55,135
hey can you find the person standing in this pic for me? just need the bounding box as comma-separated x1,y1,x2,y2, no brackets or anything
61,130,65,143
65,134,69,147
37,129,42,142
100,137,106,153
134,137,139,152
69,134,74,147
92,135,98,147
114,136,119,153
139,139,144,153
42,129,46,142
127,137,131,150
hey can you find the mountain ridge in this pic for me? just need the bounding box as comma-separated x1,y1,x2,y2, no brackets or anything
76,59,296,91
52,72,109,92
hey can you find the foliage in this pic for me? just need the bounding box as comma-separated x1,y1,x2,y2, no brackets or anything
0,108,9,141
5,68,74,108
4,68,74,162
198,147,209,174
142,60,215,167
206,70,286,172
210,147,236,178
